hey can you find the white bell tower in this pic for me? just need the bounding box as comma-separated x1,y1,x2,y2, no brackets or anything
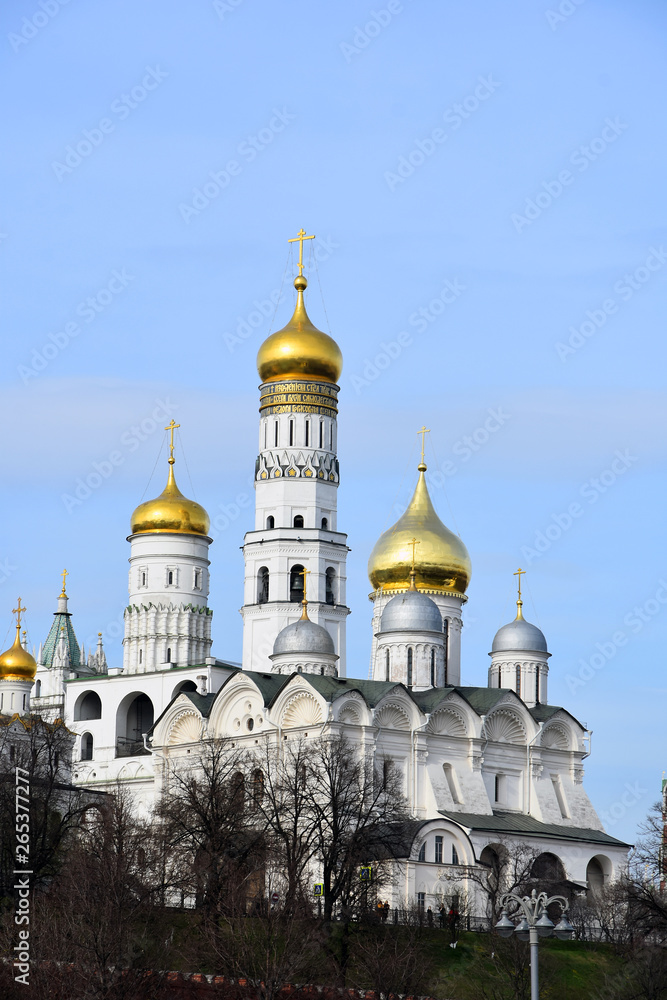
241,231,350,674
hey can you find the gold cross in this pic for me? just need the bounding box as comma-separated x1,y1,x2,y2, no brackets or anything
288,228,315,276
418,425,430,465
60,567,68,596
409,537,420,575
300,566,311,602
165,419,180,463
13,598,26,629
513,567,525,601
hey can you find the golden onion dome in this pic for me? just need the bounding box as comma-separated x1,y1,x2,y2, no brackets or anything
368,462,471,595
257,275,343,384
0,625,37,682
131,460,210,537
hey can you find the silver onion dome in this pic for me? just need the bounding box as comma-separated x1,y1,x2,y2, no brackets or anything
381,589,443,633
273,617,335,656
491,614,548,654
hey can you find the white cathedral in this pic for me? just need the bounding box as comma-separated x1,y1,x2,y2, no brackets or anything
0,233,628,910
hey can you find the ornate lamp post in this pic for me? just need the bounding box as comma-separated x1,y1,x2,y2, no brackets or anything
495,889,574,1000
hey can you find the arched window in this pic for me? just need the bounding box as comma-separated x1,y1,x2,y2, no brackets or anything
142,571,146,586
418,842,426,862
81,733,93,761
166,647,171,663
266,515,275,529
258,566,269,604
139,650,142,664
535,669,540,705
75,691,102,722
289,419,295,446
290,564,305,603
325,567,335,605
231,771,245,810
319,421,323,448
407,648,413,688
305,420,310,446
293,514,304,529
430,649,435,687
320,666,324,675
321,517,328,529
385,649,390,681
35,679,41,698
167,571,173,585
274,420,279,446
515,664,521,698
251,769,264,809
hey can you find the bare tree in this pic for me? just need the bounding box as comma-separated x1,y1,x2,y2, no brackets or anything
0,716,94,899
158,737,267,914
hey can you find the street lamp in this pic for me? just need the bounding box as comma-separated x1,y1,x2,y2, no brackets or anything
494,888,574,1000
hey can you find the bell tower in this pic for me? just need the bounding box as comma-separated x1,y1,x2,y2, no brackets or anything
241,231,350,674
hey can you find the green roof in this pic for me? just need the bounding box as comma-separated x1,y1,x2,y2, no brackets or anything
42,611,81,669
440,810,631,848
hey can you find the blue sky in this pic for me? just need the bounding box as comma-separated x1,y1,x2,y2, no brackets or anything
1,0,666,843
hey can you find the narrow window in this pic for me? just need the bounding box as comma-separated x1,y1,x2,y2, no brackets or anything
166,647,171,663
417,892,425,912
264,422,267,449
498,668,502,688
274,421,278,446
326,567,335,605
252,769,264,809
266,515,275,529
194,569,202,589
305,420,310,446
81,733,94,761
258,567,269,604
452,846,459,865
434,836,443,864
319,421,323,448
321,517,328,529
536,669,540,705
430,649,435,687
418,843,426,862
329,423,333,449
443,619,449,685
382,759,393,787
168,571,173,585
35,680,41,698
142,572,146,587
407,647,413,688
385,649,390,682
289,419,294,446
515,664,521,698
22,694,26,711
139,650,143,664
289,564,305,603
293,515,304,529
494,774,505,803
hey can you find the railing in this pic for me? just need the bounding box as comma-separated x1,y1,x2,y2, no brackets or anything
115,738,151,758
